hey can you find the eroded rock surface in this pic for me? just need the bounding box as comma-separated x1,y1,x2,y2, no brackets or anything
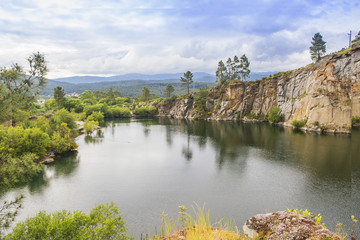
243,211,341,240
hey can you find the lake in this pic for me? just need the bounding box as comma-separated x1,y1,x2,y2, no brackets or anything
1,118,359,238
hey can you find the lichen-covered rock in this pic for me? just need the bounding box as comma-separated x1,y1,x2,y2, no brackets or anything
243,211,341,240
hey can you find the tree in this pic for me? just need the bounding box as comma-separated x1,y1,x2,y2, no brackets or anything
216,60,227,84
180,71,193,95
240,54,250,80
5,202,132,240
0,52,48,123
140,87,150,101
53,86,66,109
216,55,250,84
164,83,175,98
310,33,326,62
0,195,24,238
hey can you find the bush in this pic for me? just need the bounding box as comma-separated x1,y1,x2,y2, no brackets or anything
5,202,132,240
194,88,209,112
108,106,131,118
292,120,307,129
246,113,266,120
5,127,51,158
267,106,284,123
133,106,157,117
352,116,360,125
87,111,104,124
54,109,77,130
0,153,43,189
83,120,99,134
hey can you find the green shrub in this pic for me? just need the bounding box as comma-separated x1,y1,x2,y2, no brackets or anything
267,107,284,123
54,109,77,130
246,113,266,120
108,106,131,118
87,111,104,124
5,202,132,240
133,106,157,117
352,116,360,125
0,153,43,189
83,120,99,134
292,120,307,129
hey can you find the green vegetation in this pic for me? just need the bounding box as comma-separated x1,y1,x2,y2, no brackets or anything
5,202,132,240
164,83,175,98
193,88,209,117
352,116,360,126
53,86,66,109
286,209,325,227
245,113,266,121
133,106,156,117
216,54,250,84
180,71,194,96
310,32,326,61
292,119,307,129
267,106,284,123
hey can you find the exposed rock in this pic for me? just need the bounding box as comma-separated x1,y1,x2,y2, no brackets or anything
243,211,342,240
157,42,360,133
40,152,55,164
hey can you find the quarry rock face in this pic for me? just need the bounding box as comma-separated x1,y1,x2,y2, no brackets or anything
157,42,360,133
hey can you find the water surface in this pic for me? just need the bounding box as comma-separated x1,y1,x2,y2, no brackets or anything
1,118,359,237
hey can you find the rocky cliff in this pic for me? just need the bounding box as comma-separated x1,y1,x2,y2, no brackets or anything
157,42,360,133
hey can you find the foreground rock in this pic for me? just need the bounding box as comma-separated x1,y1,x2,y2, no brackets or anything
243,211,342,240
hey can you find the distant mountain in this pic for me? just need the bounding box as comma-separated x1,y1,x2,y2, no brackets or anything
44,71,274,97
51,72,216,84
50,71,273,84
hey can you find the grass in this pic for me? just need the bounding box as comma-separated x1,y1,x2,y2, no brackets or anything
153,205,248,240
352,116,360,126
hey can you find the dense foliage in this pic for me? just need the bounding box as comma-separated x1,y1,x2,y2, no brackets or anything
5,202,132,240
267,106,284,123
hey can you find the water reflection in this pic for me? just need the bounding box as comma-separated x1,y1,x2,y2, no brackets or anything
156,118,354,179
27,151,80,194
84,130,104,144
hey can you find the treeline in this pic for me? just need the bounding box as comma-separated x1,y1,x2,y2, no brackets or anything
43,80,214,97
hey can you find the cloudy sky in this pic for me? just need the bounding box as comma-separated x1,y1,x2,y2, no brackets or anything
0,0,359,78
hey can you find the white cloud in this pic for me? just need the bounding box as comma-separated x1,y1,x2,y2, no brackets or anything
0,0,359,78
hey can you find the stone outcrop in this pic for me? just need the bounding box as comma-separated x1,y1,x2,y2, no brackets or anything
157,42,360,133
243,211,342,240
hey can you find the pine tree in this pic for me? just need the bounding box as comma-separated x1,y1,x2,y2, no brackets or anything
240,54,250,80
53,86,66,109
164,83,175,98
180,71,193,96
140,87,150,101
309,33,326,62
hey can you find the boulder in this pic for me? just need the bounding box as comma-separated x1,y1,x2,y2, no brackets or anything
243,211,342,240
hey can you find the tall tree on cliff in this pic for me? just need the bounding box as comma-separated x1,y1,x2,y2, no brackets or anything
216,55,250,84
310,33,326,62
240,54,250,80
0,52,48,123
180,71,193,96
